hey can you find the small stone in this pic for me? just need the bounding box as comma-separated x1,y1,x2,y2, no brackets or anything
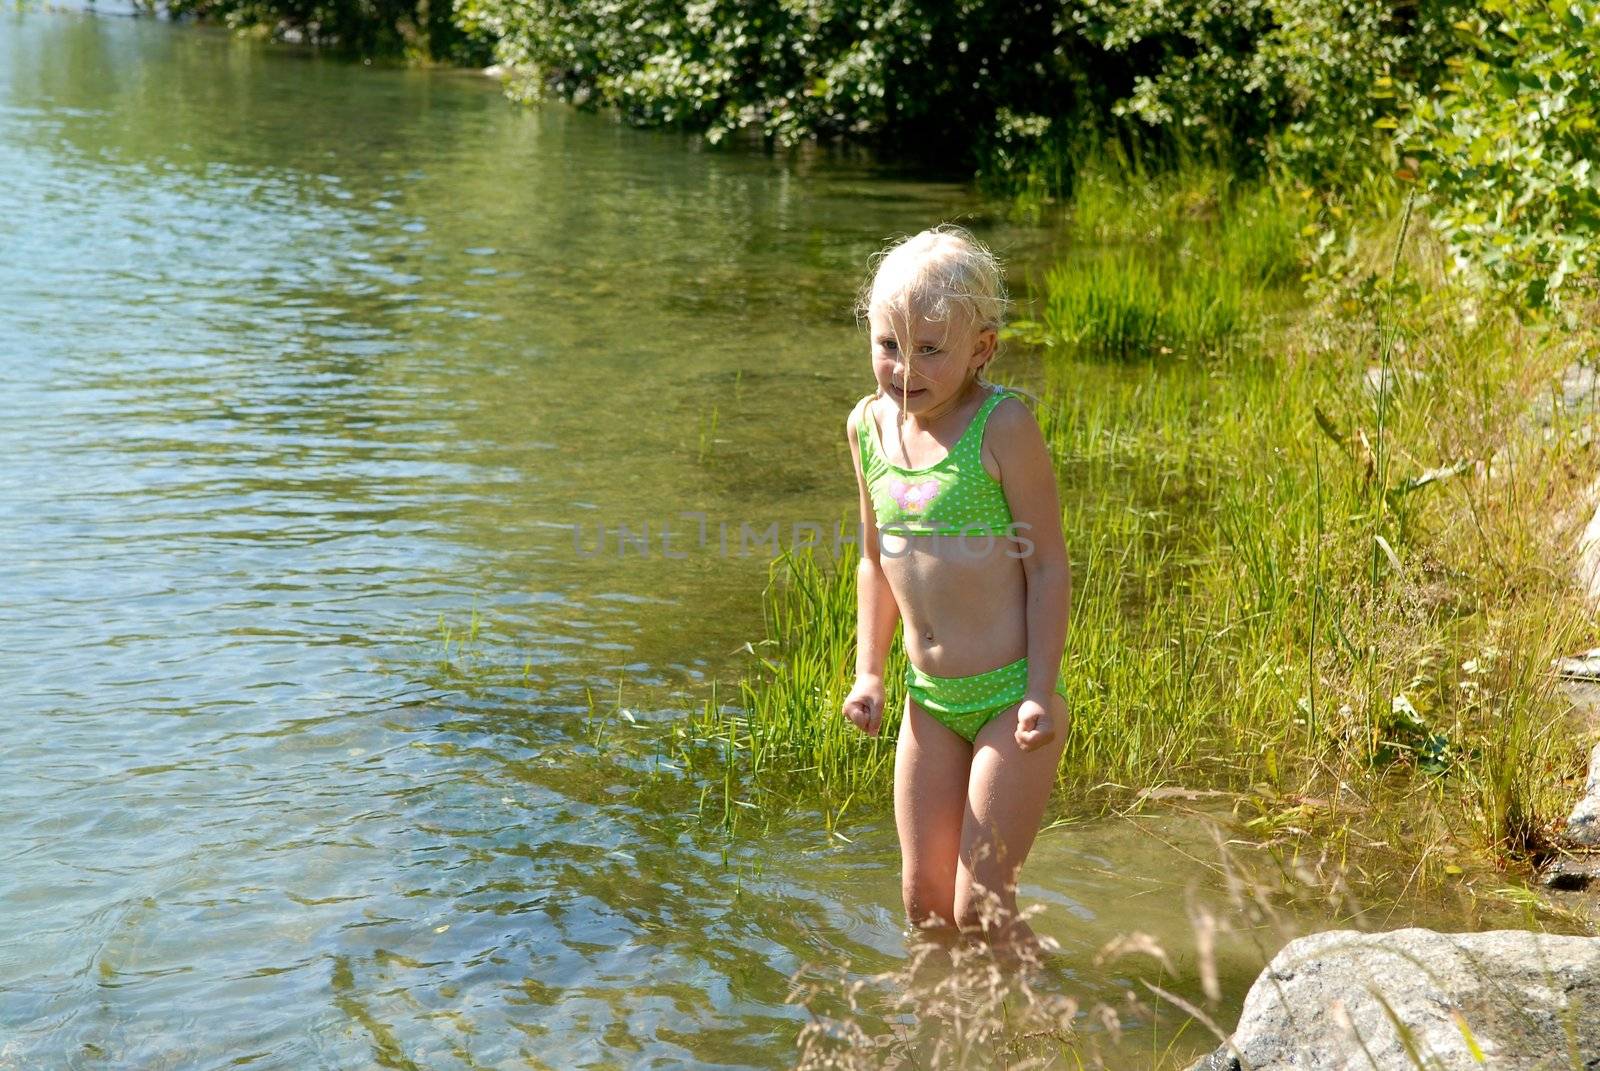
1565,742,1600,848
1362,365,1427,397
1539,856,1600,891
1546,361,1600,424
1559,680,1600,733
1575,501,1600,610
1556,649,1600,680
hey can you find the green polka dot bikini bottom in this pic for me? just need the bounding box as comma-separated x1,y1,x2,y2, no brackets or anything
905,655,1068,743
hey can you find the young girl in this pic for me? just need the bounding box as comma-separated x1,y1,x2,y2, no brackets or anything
840,226,1071,951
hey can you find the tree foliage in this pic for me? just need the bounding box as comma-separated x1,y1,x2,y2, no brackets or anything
1071,0,1466,182
457,0,1487,184
457,0,1125,166
1402,0,1600,307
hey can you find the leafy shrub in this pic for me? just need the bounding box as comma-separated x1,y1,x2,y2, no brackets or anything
457,0,1499,197
1070,0,1467,183
1402,0,1600,308
461,0,1117,158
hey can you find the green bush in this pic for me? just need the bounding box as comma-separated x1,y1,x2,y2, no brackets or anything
1071,0,1467,183
459,0,1123,163
1402,0,1600,308
455,0,1494,196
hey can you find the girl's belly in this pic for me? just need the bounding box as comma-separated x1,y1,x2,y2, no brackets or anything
880,533,1029,676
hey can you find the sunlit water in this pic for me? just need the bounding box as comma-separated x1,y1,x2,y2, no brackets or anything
0,9,1523,1069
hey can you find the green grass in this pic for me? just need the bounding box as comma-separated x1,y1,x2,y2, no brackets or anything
1017,160,1303,361
1039,253,1167,359
671,542,908,825
1037,251,1251,360
687,167,1599,891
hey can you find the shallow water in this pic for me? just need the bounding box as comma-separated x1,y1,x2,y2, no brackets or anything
0,9,1529,1069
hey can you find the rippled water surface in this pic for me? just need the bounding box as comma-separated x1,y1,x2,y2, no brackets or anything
0,10,1516,1069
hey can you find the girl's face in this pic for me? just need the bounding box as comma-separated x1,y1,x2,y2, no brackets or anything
868,302,996,413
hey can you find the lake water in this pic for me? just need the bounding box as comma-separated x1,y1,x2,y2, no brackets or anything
0,9,1519,1068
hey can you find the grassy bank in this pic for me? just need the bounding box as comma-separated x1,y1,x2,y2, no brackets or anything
685,166,1599,891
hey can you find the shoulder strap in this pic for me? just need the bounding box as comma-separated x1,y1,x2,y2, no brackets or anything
854,394,877,466
955,386,1011,459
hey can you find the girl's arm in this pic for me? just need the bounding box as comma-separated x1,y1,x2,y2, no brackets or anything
843,399,900,733
989,398,1072,712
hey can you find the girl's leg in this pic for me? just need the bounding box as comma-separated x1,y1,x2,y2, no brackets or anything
954,690,1070,947
894,696,972,936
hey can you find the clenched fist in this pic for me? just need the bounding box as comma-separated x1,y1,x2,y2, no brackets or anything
1013,697,1059,752
841,676,885,737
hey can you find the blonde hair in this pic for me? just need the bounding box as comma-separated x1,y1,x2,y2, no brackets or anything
856,225,1010,397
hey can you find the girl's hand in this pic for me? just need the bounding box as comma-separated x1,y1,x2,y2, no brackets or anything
1014,698,1058,752
841,676,885,737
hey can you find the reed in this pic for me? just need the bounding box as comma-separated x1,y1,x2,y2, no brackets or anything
1041,253,1168,359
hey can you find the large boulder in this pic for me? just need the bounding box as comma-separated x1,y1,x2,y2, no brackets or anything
1189,928,1600,1070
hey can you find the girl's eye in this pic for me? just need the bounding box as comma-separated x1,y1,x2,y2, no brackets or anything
876,339,939,356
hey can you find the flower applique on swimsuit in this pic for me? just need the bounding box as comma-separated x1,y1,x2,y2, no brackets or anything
887,479,940,512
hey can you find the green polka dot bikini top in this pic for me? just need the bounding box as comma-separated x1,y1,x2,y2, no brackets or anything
855,384,1018,537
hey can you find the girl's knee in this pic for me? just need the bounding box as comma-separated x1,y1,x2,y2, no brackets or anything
902,875,955,930
951,882,986,932
953,873,1018,933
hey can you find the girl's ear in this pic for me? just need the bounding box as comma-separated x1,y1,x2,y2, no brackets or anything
971,327,998,368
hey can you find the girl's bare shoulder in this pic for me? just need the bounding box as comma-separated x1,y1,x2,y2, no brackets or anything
846,392,879,444
986,391,1044,444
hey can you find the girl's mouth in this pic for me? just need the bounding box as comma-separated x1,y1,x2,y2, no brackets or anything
888,383,926,399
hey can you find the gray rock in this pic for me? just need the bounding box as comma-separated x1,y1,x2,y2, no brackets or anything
1190,928,1600,1070
1539,361,1600,426
1557,650,1600,682
1557,681,1600,740
1539,855,1600,891
1575,498,1600,610
1566,742,1600,848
